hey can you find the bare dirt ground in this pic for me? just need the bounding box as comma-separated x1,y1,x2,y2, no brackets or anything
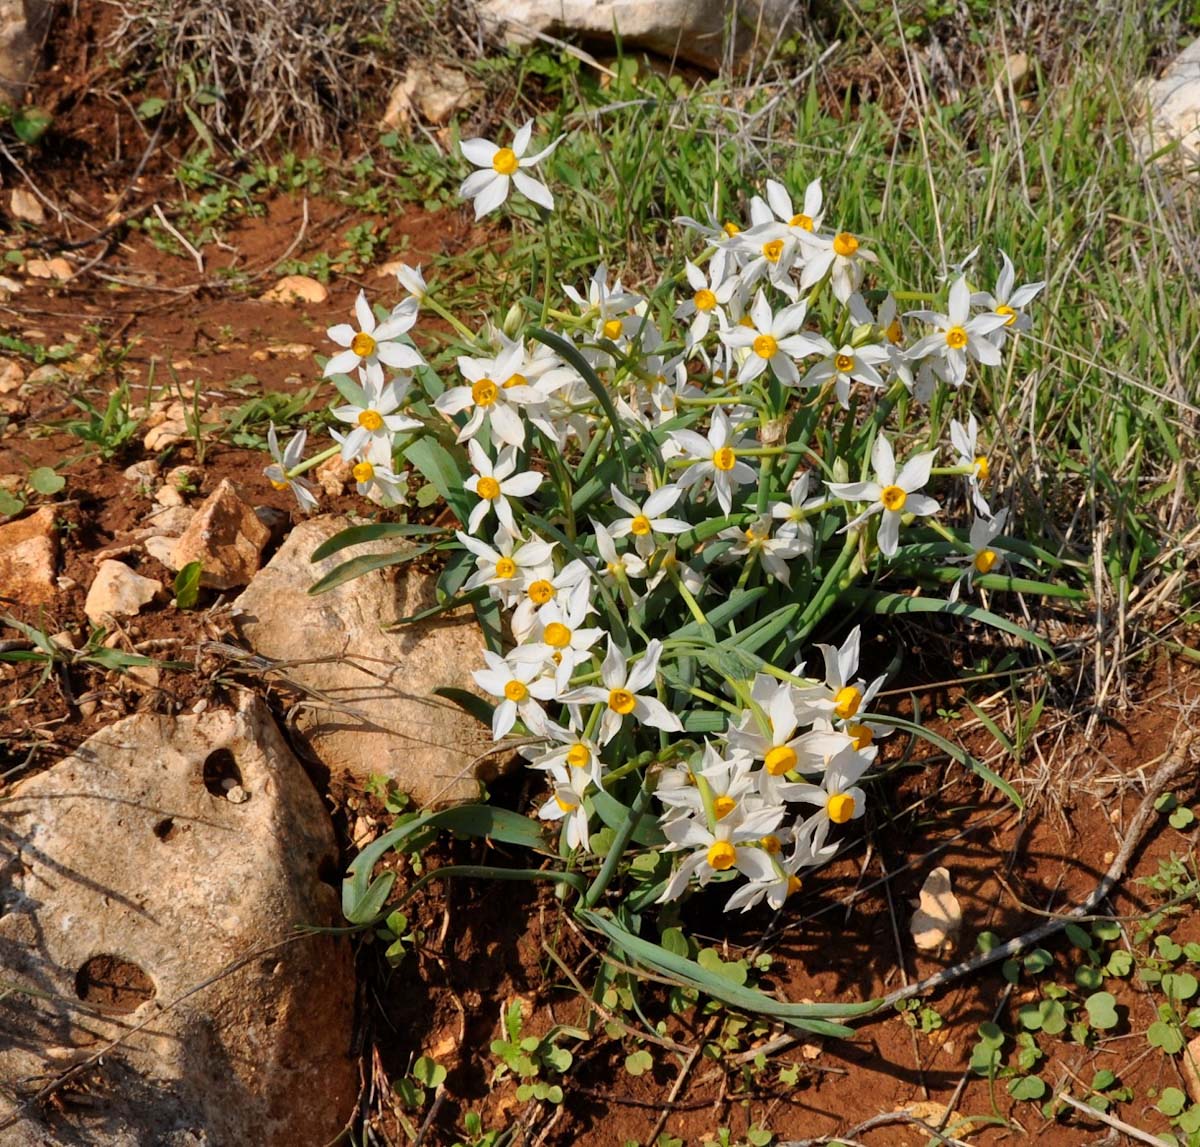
3,4,1200,1145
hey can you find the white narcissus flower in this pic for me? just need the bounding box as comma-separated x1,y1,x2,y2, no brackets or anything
906,277,1008,387
472,650,556,739
655,742,758,821
656,804,785,904
715,516,807,587
769,471,823,546
522,718,606,790
325,293,424,380
723,818,840,913
948,508,1011,602
434,342,542,448
675,258,736,347
970,251,1044,345
457,529,555,604
799,340,889,409
799,229,879,303
563,637,682,745
464,439,544,535
330,376,423,462
263,424,318,512
537,762,592,850
669,408,757,515
826,433,940,557
459,119,562,219
721,290,827,386
347,457,408,507
787,743,874,850
520,581,605,692
761,177,825,240
949,414,992,516
798,625,887,731
608,483,690,557
591,520,647,586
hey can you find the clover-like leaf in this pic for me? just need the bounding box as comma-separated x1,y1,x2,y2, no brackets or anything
1085,991,1119,1030
625,1049,653,1077
1147,1020,1185,1054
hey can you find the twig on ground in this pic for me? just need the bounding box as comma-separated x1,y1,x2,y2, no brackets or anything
780,1109,971,1146
1055,1090,1170,1147
152,203,204,274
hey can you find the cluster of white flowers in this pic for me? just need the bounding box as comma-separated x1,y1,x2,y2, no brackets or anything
263,119,1045,913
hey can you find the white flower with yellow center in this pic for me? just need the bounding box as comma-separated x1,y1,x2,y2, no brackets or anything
656,804,785,904
949,414,993,516
721,290,825,386
715,515,807,587
970,251,1043,346
519,581,604,692
563,637,682,745
723,815,839,913
537,762,592,851
769,471,822,547
761,177,825,241
795,625,886,732
799,229,879,303
675,258,736,347
522,718,606,789
563,264,643,348
799,340,889,409
330,376,422,462
669,408,757,515
392,262,427,301
655,743,758,822
434,343,542,448
788,743,873,850
906,277,1008,387
826,433,940,557
459,119,562,219
510,558,591,644
948,508,1011,602
730,221,801,300
263,424,318,512
472,650,556,739
608,483,691,557
464,439,545,535
458,528,555,605
325,292,424,379
345,455,408,507
590,520,647,587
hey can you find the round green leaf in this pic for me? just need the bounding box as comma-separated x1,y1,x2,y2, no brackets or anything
1085,991,1119,1030
28,467,65,495
625,1049,653,1077
1158,1087,1188,1117
11,106,53,144
1024,948,1054,973
1162,972,1199,1003
1008,1075,1047,1101
1075,965,1103,990
1147,1020,1185,1054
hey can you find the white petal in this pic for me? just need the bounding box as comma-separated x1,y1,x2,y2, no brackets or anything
870,434,896,485
513,170,554,211
472,174,510,219
460,137,499,166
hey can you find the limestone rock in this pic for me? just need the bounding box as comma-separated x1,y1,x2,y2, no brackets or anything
260,274,328,304
141,503,196,537
9,186,44,224
0,504,57,604
1184,1033,1200,1103
476,0,800,71
232,516,493,807
0,0,52,98
0,356,24,393
0,695,356,1144
910,867,962,952
169,478,271,589
85,559,162,625
1144,37,1200,161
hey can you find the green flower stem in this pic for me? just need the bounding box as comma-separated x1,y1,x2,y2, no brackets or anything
927,518,975,554
930,465,977,477
792,535,860,644
285,443,342,478
420,293,478,345
582,767,658,910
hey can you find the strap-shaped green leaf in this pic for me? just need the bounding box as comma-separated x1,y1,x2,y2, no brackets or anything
309,522,449,562
308,542,440,596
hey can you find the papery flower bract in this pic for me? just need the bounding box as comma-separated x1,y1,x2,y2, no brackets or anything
721,291,825,386
563,637,682,744
826,434,940,557
325,293,424,379
465,439,544,535
906,278,1008,387
330,376,423,462
669,408,756,515
263,424,318,512
459,119,561,219
472,650,556,739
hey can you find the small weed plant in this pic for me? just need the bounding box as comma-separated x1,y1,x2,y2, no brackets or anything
260,110,1081,1030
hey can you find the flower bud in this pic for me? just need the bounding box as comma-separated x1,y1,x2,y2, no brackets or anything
503,302,525,338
